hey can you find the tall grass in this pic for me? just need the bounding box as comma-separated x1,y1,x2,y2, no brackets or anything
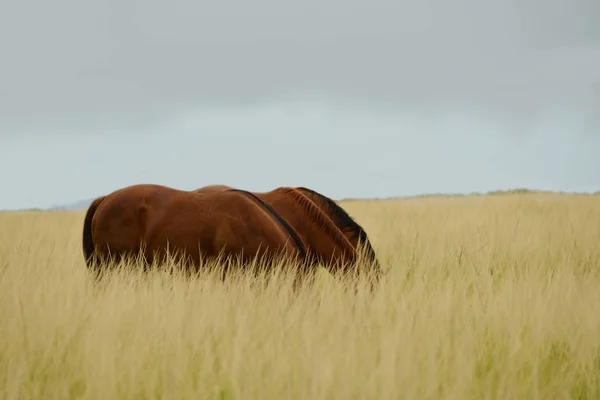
1,192,599,399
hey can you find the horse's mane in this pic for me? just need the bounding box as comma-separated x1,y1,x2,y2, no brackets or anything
276,188,356,257
295,187,377,262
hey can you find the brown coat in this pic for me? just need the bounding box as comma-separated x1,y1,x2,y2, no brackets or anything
82,184,306,274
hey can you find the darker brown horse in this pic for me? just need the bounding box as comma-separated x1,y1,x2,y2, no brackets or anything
82,184,306,277
195,184,382,285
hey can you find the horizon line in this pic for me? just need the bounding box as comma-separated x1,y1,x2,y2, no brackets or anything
2,187,598,213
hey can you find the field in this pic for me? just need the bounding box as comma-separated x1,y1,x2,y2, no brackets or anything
1,191,600,399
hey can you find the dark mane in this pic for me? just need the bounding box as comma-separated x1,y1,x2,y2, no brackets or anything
295,187,378,263
228,189,307,262
276,188,356,255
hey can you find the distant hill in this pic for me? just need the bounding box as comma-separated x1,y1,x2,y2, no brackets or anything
50,198,95,211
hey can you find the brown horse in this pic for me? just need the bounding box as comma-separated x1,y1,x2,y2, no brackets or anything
82,184,306,277
195,184,382,284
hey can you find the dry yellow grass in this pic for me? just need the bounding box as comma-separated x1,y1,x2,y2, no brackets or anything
1,192,600,399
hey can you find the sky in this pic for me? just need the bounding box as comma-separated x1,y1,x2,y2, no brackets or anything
1,0,599,210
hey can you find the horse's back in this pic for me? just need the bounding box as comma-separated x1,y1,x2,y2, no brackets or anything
91,183,303,266
142,189,303,263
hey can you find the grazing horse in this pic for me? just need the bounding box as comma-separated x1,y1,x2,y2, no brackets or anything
82,184,306,277
195,184,382,285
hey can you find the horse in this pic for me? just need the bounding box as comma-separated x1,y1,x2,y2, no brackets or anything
195,184,382,287
82,184,307,280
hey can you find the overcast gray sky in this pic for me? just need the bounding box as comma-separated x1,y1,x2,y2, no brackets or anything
1,0,599,210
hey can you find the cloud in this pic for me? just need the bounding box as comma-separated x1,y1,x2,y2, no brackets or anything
1,0,599,131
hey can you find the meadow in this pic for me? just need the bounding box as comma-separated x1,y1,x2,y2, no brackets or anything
1,191,599,399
